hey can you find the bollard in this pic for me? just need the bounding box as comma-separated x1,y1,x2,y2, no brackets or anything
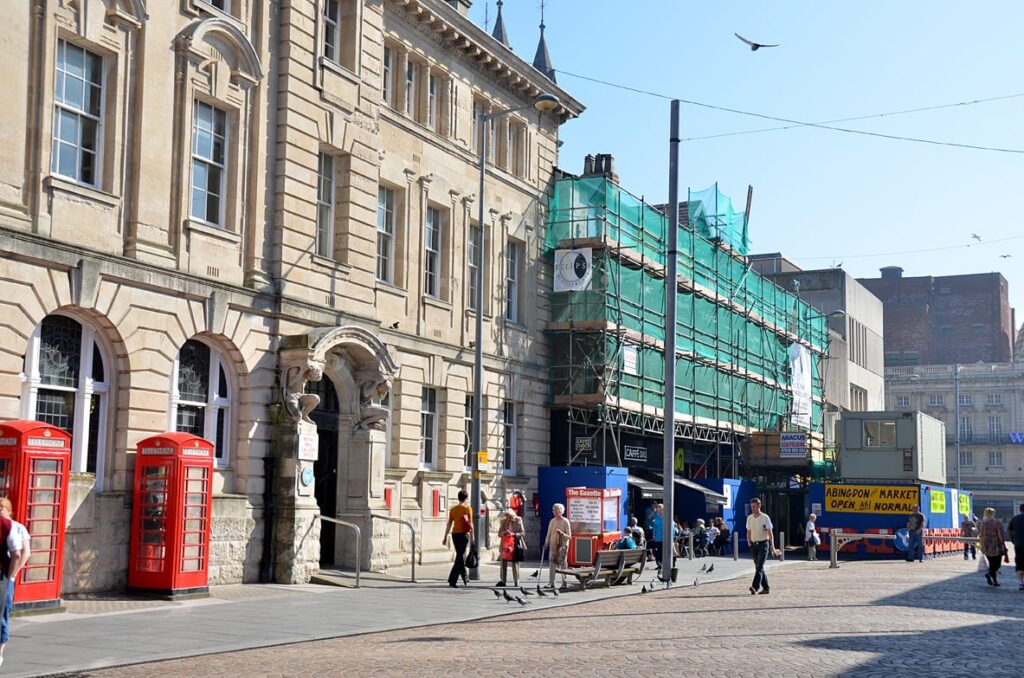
779,531,785,562
732,530,739,561
687,533,694,560
829,530,840,569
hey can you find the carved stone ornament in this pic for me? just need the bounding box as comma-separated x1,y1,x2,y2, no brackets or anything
282,359,325,424
354,369,393,432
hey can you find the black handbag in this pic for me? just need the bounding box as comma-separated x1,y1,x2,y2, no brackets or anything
465,545,479,569
513,537,526,562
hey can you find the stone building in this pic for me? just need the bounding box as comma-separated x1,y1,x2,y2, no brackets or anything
885,363,1024,519
0,0,582,593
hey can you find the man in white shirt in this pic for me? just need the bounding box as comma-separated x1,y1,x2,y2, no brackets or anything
0,497,29,667
746,497,780,595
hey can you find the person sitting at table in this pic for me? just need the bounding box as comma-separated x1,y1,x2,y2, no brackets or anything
713,518,731,554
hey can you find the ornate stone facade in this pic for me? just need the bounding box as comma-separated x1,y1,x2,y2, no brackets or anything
0,0,582,593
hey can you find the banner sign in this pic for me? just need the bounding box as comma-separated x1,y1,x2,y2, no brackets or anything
959,493,971,517
930,489,946,514
824,484,920,514
553,248,593,292
788,344,812,429
622,343,638,375
779,432,807,458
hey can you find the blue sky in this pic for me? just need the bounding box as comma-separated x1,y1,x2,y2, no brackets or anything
472,1,1024,323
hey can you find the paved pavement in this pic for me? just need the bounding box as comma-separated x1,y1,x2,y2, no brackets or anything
50,552,1024,678
6,552,782,677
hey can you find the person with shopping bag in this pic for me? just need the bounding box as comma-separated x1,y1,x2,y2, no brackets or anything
497,509,525,587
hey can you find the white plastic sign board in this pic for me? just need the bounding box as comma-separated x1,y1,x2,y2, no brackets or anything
553,248,593,292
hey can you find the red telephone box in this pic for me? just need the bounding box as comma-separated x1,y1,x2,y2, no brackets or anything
0,421,71,610
129,433,213,597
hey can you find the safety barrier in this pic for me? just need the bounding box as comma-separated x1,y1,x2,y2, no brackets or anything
828,531,979,569
315,514,361,588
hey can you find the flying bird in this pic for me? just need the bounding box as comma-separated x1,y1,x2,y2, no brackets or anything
536,585,548,597
515,595,529,606
502,590,515,603
1000,254,1012,259
734,33,778,51
971,233,982,241
706,563,715,574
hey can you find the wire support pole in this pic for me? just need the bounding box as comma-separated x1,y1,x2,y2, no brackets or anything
662,100,680,585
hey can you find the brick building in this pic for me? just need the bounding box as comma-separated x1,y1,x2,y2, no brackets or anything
859,267,1014,366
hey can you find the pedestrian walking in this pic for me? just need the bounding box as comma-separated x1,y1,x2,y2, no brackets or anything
746,498,780,595
0,498,27,668
1007,503,1024,591
960,513,978,560
805,513,820,561
646,503,665,563
906,505,926,562
442,490,473,588
497,509,525,587
545,503,571,590
979,507,1007,587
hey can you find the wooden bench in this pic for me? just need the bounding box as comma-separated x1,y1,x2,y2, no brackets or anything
555,548,647,590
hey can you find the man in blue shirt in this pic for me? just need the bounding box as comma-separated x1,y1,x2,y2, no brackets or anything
618,530,638,550
646,503,665,561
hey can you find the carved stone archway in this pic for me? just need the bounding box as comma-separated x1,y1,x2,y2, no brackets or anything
274,326,396,584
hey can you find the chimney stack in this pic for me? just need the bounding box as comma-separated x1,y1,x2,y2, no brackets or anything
581,153,618,184
880,266,904,280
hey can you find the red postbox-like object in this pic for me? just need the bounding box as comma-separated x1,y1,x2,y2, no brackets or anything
129,433,213,596
0,420,71,610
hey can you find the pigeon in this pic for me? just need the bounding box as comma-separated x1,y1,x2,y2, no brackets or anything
551,587,560,597
515,595,529,606
502,590,514,603
529,569,539,578
699,563,707,573
641,585,648,594
734,33,778,51
492,589,502,599
693,578,699,588
520,586,534,597
971,233,982,241
536,585,548,597
706,563,715,574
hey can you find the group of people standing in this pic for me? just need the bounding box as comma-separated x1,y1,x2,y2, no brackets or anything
975,503,1024,589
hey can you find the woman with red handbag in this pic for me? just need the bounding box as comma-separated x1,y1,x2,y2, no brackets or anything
497,509,525,587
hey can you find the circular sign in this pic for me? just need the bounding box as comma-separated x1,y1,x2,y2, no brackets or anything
300,466,315,487
554,248,592,291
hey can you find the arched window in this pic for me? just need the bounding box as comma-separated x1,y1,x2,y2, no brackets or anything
22,315,110,482
170,339,232,466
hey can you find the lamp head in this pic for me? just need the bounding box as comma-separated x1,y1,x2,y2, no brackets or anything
533,93,560,113
827,310,847,319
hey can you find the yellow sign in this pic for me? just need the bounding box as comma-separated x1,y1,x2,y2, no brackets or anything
824,484,920,514
930,489,946,514
958,493,971,517
477,450,488,464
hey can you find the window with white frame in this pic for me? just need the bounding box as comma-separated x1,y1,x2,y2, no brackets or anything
928,394,944,407
419,387,437,468
52,40,103,186
505,241,521,322
316,152,335,258
986,393,1002,406
463,395,474,470
863,419,896,447
509,120,525,176
472,100,485,153
323,0,341,63
959,415,972,440
487,115,497,163
988,450,1003,467
172,339,232,465
424,206,442,298
467,223,482,311
190,101,228,226
377,186,396,283
896,395,910,408
958,393,973,406
208,0,229,10
382,46,394,105
502,401,516,473
988,416,1002,438
22,315,109,480
405,60,419,118
427,73,439,130
959,449,973,467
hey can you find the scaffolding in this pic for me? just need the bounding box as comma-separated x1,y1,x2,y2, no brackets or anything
545,175,827,475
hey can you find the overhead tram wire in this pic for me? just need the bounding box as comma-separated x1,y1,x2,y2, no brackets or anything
555,69,1024,155
793,233,1024,262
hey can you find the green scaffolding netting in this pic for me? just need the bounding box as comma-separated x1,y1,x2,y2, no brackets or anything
688,184,749,256
546,176,826,433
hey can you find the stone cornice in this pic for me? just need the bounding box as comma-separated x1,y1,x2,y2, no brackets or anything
385,0,584,121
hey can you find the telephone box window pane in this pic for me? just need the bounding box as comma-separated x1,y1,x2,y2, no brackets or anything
183,531,203,545
29,505,55,520
182,559,202,572
143,465,168,478
177,340,210,401
30,535,54,552
34,459,59,474
31,474,58,489
30,490,56,504
35,390,75,432
38,316,82,387
24,567,52,582
186,466,208,479
186,493,205,505
185,519,204,532
185,505,205,518
182,545,203,559
0,459,9,494
186,479,207,493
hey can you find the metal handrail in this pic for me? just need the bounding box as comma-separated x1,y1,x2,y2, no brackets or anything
315,514,361,588
370,513,418,583
828,530,979,569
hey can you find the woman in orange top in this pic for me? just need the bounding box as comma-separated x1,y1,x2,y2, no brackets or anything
443,490,474,587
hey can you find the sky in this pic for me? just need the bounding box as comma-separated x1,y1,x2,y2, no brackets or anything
470,1,1024,321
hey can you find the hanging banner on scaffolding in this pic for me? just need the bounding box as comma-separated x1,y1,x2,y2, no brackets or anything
553,248,593,292
789,344,812,429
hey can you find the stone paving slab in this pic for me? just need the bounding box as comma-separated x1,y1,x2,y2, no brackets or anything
4,553,780,677
68,553,1024,678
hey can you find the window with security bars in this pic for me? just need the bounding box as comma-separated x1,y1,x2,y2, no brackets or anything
316,152,335,257
424,206,442,298
377,187,396,283
52,40,103,186
172,340,232,464
28,315,108,477
190,101,227,226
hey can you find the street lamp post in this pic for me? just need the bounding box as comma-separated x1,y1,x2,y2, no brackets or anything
954,363,961,491
469,93,560,580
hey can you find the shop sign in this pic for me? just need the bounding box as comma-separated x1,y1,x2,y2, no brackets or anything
623,445,647,464
780,433,807,458
824,484,919,514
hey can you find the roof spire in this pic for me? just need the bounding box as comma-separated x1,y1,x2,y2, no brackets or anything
532,0,556,82
491,0,510,47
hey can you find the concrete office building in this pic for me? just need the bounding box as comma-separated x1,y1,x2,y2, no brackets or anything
0,0,582,593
